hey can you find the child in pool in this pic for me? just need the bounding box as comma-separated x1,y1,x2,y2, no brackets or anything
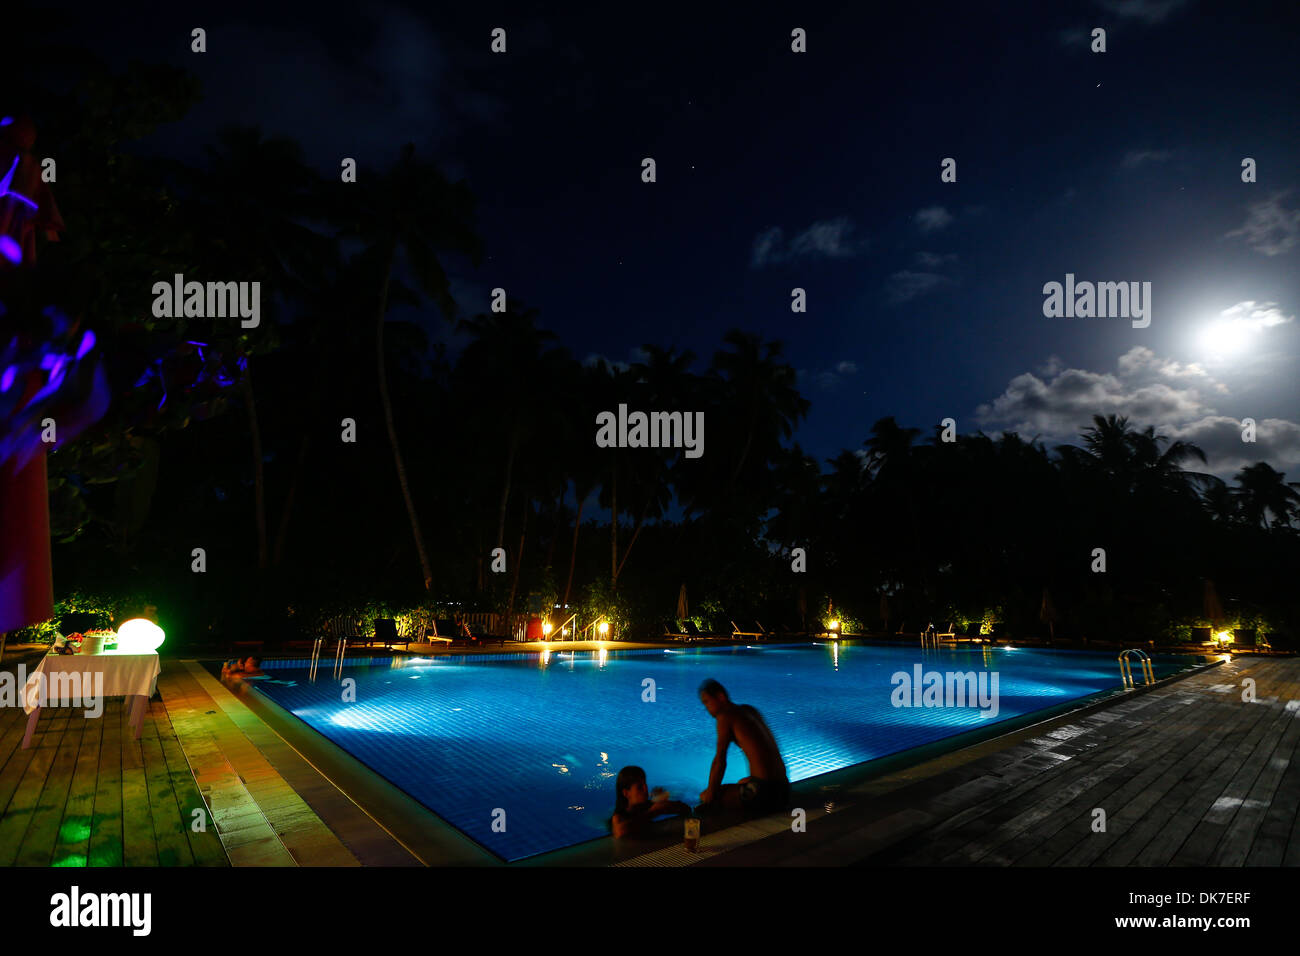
610,766,692,838
222,655,265,678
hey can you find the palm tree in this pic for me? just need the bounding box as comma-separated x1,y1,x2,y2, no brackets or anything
1233,462,1300,529
183,126,333,570
344,143,484,589
454,306,564,554
711,330,810,494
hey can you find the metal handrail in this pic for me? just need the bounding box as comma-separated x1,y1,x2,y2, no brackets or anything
579,616,610,640
1118,648,1155,688
309,636,323,681
549,612,577,640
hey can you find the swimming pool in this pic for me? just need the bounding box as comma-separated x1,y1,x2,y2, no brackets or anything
251,643,1196,861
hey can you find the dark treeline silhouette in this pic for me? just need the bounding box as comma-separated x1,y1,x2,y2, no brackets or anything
6,45,1298,650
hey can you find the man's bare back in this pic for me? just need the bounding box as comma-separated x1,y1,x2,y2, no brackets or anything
721,704,787,784
697,679,790,814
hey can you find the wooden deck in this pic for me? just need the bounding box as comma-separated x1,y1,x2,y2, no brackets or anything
695,654,1300,866
3,648,1297,868
0,655,418,866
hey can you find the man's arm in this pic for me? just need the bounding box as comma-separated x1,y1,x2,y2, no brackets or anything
702,714,732,800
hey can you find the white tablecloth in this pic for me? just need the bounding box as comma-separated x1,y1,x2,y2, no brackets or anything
23,651,161,714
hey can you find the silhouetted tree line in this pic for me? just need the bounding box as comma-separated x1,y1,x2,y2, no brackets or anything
7,41,1297,649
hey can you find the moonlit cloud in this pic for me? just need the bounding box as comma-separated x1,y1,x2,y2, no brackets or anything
798,361,860,390
1121,149,1172,168
888,271,950,304
975,347,1299,478
914,206,953,233
750,217,867,267
1226,191,1300,256
1093,0,1190,24
1216,301,1294,331
915,251,958,268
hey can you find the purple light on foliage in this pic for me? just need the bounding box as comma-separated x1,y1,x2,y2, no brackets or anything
0,235,19,264
0,156,37,211
76,330,95,359
0,366,14,391
40,353,57,370
0,117,11,126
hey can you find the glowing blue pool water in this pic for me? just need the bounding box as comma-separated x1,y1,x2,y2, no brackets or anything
252,643,1195,861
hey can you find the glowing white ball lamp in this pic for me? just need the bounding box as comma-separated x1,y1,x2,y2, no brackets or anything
116,618,165,654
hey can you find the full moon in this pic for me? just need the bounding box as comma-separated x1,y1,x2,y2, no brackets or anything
1200,320,1250,358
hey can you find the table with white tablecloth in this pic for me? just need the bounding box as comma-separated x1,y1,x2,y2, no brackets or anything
22,650,161,748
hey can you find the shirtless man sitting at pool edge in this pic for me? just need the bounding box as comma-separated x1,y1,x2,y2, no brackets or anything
696,678,790,815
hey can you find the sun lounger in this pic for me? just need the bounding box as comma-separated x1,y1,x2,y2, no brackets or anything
663,620,690,641
373,617,413,650
681,620,723,640
730,618,765,640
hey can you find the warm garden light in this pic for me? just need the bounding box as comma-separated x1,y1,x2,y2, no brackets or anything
115,618,165,653
1214,630,1233,644
828,620,840,631
597,621,610,635
542,621,553,636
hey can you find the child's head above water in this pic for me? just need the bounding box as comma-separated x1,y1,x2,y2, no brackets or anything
613,765,649,816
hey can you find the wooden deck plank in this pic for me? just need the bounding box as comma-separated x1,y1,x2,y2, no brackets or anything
87,698,125,867
139,699,195,867
1097,662,1279,865
886,692,1181,864
120,701,158,866
155,709,227,866
0,709,72,864
1136,662,1290,865
1025,684,1246,865
14,708,85,865
50,702,103,867
1209,667,1300,865
1000,680,1220,865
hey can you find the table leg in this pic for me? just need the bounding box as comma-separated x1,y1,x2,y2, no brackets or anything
21,706,41,749
130,694,147,739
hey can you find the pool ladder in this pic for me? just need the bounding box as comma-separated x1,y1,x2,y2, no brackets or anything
308,636,347,681
1118,648,1155,688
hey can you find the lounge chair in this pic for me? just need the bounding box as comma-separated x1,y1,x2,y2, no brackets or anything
462,620,507,647
681,620,722,641
424,626,453,646
431,619,465,644
771,618,806,639
373,618,413,651
936,621,958,640
730,618,765,640
662,620,690,641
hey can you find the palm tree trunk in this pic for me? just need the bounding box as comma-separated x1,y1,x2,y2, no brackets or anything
241,363,269,570
376,241,435,590
496,428,519,550
610,463,619,585
272,434,311,567
562,493,585,610
614,488,656,584
505,504,528,638
544,485,563,570
726,401,760,489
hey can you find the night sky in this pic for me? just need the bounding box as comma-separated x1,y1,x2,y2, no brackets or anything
37,0,1300,479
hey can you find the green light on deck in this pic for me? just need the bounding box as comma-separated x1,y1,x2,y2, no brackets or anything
58,819,93,843
52,853,88,867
